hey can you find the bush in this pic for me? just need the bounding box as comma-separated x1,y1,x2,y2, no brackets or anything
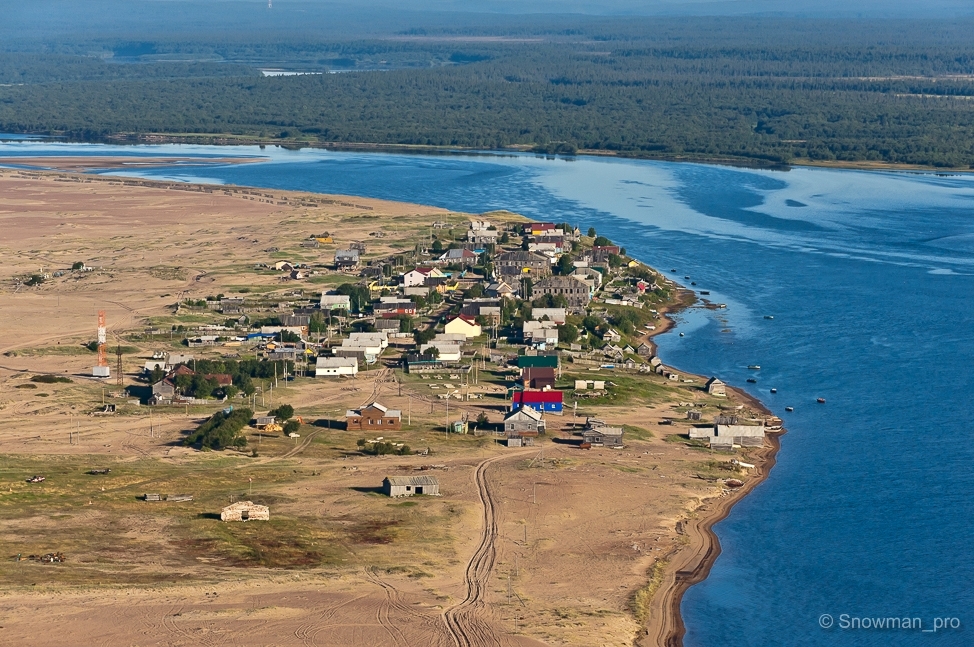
31,374,72,384
283,420,300,435
183,407,252,450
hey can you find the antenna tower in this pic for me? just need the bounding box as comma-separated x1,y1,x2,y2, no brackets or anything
97,311,107,367
91,311,111,378
115,334,124,388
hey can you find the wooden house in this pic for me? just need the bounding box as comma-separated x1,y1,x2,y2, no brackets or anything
705,377,727,397
504,406,546,436
382,475,439,497
581,418,624,448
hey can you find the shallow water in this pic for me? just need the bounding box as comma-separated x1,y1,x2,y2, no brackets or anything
2,142,973,645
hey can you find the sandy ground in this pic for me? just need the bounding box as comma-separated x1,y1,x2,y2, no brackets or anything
0,170,777,647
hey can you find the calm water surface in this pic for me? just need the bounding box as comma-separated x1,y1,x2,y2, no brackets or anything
3,142,974,645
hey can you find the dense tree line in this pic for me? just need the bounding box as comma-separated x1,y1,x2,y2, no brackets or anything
2,18,974,167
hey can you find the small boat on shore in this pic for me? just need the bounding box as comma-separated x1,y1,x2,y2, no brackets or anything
748,365,761,370
785,406,794,412
724,479,744,488
817,398,826,404
770,388,777,393
746,378,757,383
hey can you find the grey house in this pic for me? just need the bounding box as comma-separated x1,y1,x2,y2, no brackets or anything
382,475,439,497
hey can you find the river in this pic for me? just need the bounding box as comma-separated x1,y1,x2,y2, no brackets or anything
2,141,973,645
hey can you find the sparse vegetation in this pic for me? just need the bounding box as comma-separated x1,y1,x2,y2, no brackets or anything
183,407,253,449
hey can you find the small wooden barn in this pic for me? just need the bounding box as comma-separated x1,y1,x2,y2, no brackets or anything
705,377,727,397
382,475,440,498
220,501,269,522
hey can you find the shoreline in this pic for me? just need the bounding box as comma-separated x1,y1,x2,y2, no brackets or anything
639,285,783,647
5,132,974,174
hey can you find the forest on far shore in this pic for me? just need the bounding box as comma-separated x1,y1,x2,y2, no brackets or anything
2,16,974,168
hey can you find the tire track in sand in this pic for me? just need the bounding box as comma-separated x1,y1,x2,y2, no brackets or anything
442,450,533,647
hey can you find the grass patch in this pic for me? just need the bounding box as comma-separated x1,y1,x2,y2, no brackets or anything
631,559,668,624
622,424,654,440
14,383,37,389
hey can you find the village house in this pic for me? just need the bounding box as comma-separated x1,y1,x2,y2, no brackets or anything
636,342,655,358
524,222,557,236
419,342,462,363
335,249,360,270
571,266,603,291
374,318,403,334
522,366,557,389
315,356,359,377
522,321,559,347
436,248,479,266
689,417,765,449
517,354,559,370
334,338,383,363
320,293,352,311
530,307,567,324
444,315,482,339
467,222,499,246
582,418,625,448
504,406,546,436
402,266,445,287
485,280,516,299
382,475,439,497
511,389,563,413
345,402,402,430
495,251,551,278
534,275,592,308
374,297,416,317
705,377,727,397
221,501,269,522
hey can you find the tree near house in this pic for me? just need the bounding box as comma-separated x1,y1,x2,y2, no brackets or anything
269,404,294,421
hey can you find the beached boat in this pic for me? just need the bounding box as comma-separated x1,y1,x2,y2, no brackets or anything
725,479,744,488
785,406,794,412
748,365,761,370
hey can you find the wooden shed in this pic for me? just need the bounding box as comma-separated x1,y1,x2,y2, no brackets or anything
382,475,440,498
220,501,269,522
705,377,727,397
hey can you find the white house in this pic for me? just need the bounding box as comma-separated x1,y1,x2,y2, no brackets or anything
402,266,445,287
444,315,482,339
420,343,462,363
315,356,359,377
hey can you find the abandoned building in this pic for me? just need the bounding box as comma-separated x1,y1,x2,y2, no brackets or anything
382,475,440,498
220,501,270,522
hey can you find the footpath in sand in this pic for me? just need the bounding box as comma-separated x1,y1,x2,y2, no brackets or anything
0,169,779,647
